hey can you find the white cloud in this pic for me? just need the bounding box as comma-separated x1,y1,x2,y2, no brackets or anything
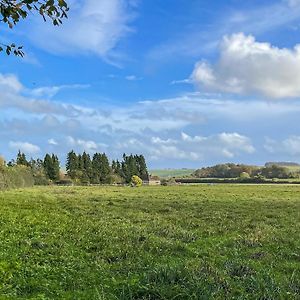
2,72,300,135
28,84,90,99
170,79,191,85
265,136,300,155
151,137,177,145
0,74,23,92
219,132,255,154
2,72,300,166
118,132,255,163
48,139,58,146
125,75,142,81
0,73,86,116
9,141,40,154
67,136,108,152
180,132,255,158
192,33,300,98
25,0,137,61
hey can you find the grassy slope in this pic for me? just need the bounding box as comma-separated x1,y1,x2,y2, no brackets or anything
149,169,194,178
0,185,300,299
285,165,300,172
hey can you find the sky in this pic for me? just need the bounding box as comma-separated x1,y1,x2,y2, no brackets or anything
1,0,300,168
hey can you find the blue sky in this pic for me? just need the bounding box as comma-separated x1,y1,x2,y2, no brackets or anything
1,0,300,168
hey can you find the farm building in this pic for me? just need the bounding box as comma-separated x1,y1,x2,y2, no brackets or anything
143,176,161,186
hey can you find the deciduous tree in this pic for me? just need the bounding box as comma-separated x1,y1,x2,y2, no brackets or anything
0,0,69,56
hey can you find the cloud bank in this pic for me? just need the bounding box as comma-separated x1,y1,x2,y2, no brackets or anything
1,73,300,167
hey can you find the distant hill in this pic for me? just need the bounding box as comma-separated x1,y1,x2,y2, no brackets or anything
149,169,194,178
265,162,300,167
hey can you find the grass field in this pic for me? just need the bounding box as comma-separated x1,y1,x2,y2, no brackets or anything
0,185,300,299
149,169,194,178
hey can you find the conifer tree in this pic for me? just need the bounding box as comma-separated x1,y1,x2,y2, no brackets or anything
43,154,60,181
116,160,122,176
66,150,78,179
91,153,111,183
99,153,111,183
43,154,53,180
91,153,101,184
136,155,149,180
16,150,29,166
82,151,92,181
112,160,117,173
51,154,60,181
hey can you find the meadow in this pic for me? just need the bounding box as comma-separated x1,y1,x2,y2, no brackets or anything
0,185,299,299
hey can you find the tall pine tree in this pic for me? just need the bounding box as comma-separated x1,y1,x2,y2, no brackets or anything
136,155,149,180
51,154,60,181
43,154,60,181
82,151,92,181
66,151,78,179
92,153,111,183
16,150,29,166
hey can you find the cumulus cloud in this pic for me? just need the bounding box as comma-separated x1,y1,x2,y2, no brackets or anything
192,33,300,98
9,141,40,154
67,136,108,153
24,0,137,60
265,136,300,155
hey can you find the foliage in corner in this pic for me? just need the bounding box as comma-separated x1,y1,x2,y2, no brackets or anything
0,0,69,56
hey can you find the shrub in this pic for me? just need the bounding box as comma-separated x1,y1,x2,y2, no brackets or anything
0,165,34,190
161,178,177,186
131,175,143,187
108,174,124,184
0,156,5,168
240,172,250,180
56,179,74,186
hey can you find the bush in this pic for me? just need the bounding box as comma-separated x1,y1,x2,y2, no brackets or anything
33,174,50,186
108,174,124,185
161,178,177,186
0,156,5,168
56,179,74,186
240,172,250,180
131,175,143,187
0,165,34,190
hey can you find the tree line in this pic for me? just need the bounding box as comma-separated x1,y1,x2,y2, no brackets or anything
66,151,149,184
193,163,298,179
4,150,149,185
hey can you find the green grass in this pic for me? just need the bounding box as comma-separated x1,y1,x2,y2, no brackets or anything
0,185,300,299
150,169,194,178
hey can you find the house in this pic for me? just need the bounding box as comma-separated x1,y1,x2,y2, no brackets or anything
143,175,161,186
